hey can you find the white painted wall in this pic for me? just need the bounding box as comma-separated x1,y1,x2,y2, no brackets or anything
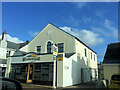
27,23,76,53
0,47,15,59
75,39,98,82
19,44,29,52
0,47,7,59
103,64,120,82
57,59,63,87
62,53,81,87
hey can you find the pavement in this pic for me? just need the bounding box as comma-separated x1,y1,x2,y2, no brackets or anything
22,80,108,90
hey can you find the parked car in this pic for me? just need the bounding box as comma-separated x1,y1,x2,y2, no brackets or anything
109,74,120,89
0,77,22,90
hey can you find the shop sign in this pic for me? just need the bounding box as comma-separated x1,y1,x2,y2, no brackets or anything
23,57,40,61
23,54,40,61
57,57,63,61
57,54,63,61
53,45,58,56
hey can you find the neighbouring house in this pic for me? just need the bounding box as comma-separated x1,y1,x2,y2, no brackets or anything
103,42,120,84
6,23,98,87
0,31,29,77
98,62,104,80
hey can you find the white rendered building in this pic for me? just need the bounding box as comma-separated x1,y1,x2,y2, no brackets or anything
7,23,98,87
0,31,28,77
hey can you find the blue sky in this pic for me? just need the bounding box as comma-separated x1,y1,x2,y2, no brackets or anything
1,2,118,63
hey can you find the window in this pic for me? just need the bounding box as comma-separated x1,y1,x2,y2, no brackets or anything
84,48,87,57
37,46,41,53
6,51,11,57
111,75,120,81
91,53,92,60
47,41,52,53
77,53,80,61
58,43,64,53
94,55,95,61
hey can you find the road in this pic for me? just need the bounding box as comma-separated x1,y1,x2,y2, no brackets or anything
22,80,108,90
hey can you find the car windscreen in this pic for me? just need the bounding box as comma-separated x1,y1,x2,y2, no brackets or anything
111,75,120,81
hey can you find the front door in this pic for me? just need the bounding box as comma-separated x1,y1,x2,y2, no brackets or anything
27,63,35,83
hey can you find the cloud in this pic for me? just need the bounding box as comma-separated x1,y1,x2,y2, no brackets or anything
60,26,79,37
95,10,104,18
91,27,111,37
63,15,81,27
82,16,92,23
68,16,80,26
0,34,24,43
104,19,118,38
78,30,104,46
91,19,118,39
28,31,38,37
60,26,104,46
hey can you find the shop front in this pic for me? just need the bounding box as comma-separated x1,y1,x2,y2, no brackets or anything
9,53,54,85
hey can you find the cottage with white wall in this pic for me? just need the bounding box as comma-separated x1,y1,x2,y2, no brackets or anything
0,31,15,76
0,31,29,77
8,23,98,87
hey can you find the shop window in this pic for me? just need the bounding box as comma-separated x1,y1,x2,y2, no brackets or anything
37,46,41,53
84,48,87,57
47,41,52,53
58,43,64,53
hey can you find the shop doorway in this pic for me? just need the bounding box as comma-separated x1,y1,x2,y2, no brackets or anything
27,63,35,83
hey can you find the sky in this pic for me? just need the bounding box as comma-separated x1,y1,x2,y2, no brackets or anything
1,2,119,63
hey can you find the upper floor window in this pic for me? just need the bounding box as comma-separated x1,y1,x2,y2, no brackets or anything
58,43,64,53
94,55,95,61
47,41,52,53
84,48,87,57
91,53,92,60
37,46,41,53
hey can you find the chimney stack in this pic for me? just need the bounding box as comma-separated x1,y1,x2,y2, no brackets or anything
1,30,7,48
2,30,7,40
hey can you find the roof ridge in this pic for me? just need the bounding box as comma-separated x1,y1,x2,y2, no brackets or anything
109,42,120,45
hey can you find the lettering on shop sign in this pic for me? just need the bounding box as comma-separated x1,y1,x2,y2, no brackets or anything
23,57,40,61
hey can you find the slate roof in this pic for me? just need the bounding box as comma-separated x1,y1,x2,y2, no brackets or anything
103,42,120,64
0,39,29,50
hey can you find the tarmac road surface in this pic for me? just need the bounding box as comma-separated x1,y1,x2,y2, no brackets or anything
22,80,108,90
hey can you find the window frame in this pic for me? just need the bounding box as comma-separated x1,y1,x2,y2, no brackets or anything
84,48,87,57
58,43,64,53
94,54,95,61
6,50,11,57
47,41,52,53
91,52,92,60
36,46,41,53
